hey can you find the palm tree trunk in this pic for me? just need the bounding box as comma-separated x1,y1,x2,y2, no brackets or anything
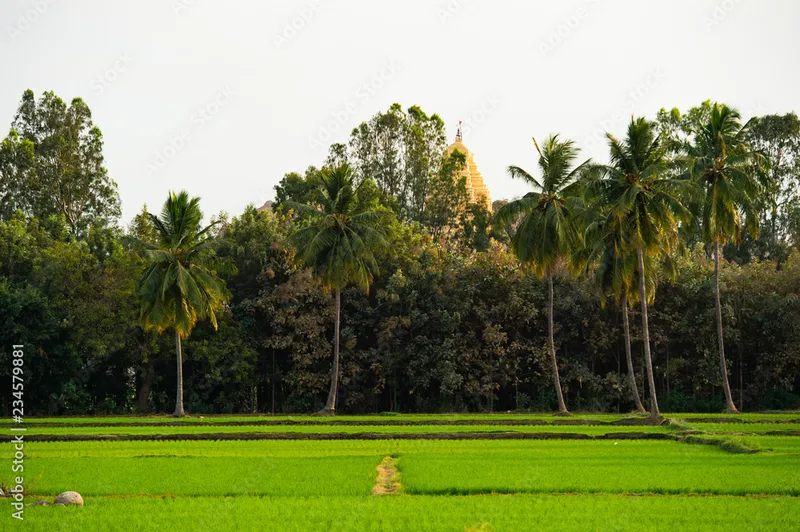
271,350,276,415
636,245,660,418
547,269,569,415
715,239,739,413
137,357,155,413
621,295,646,414
173,330,185,417
320,287,341,416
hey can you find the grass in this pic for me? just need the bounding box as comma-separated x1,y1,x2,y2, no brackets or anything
2,413,642,425
4,413,798,530
17,494,800,531
16,423,672,436
694,435,800,455
671,412,800,421
9,440,398,458
16,455,378,497
689,423,800,433
682,435,762,454
4,441,380,497
664,418,694,431
397,440,800,496
7,439,800,498
3,411,796,425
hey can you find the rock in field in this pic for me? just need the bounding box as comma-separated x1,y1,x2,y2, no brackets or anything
54,491,84,506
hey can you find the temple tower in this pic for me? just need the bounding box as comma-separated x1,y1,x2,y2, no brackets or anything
444,122,492,211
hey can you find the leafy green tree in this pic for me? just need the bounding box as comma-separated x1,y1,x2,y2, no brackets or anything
587,118,690,417
746,113,800,250
789,206,800,249
274,167,322,212
288,164,393,415
325,143,350,167
404,105,448,219
348,103,447,221
124,205,161,412
0,131,35,221
424,149,469,245
494,135,590,414
458,202,498,253
133,191,231,416
216,205,301,413
685,103,768,413
0,210,144,415
3,90,120,236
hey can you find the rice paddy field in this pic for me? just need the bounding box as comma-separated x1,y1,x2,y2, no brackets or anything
3,412,799,531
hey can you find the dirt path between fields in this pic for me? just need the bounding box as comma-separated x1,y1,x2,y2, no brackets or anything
372,456,402,496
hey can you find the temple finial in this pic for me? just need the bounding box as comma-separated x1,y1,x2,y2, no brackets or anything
456,120,463,142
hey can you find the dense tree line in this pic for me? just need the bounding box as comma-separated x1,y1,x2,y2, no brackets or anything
1,92,799,415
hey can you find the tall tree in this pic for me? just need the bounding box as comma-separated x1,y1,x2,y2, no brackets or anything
133,191,230,417
685,103,767,413
274,167,322,212
587,117,690,418
581,214,650,414
494,135,590,415
0,130,35,221
746,113,800,250
404,105,448,219
3,90,120,236
348,103,447,221
659,103,800,261
424,149,469,245
125,205,160,412
288,163,393,415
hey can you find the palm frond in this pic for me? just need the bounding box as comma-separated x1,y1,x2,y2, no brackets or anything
135,190,230,337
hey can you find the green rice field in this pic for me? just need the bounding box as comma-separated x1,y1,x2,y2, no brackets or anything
14,423,673,436
4,411,797,424
3,413,799,530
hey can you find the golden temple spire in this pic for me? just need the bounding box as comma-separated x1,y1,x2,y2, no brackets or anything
444,122,492,212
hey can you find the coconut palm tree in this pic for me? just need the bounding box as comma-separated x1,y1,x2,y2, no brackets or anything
134,191,230,417
586,117,691,418
581,214,648,414
494,135,591,415
685,103,767,413
288,163,393,416
580,208,678,414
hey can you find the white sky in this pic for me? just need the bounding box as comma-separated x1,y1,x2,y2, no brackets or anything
2,0,798,224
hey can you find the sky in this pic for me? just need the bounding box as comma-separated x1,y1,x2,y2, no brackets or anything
1,0,799,224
